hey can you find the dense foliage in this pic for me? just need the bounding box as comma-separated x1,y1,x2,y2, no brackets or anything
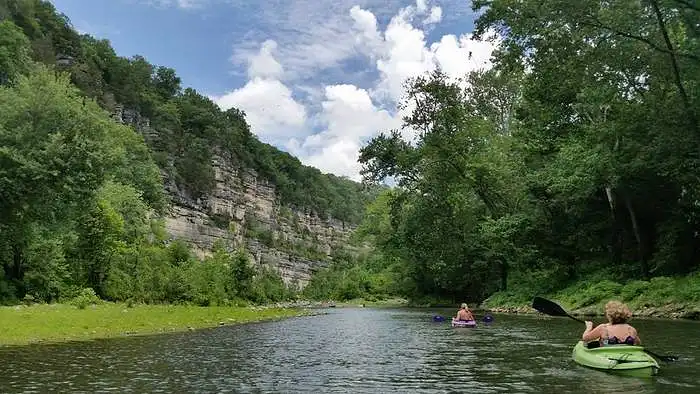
351,0,700,305
0,60,292,305
0,0,370,305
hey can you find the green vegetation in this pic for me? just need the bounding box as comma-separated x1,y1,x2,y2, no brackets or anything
302,258,401,302
484,273,700,318
309,0,700,311
4,0,699,319
0,1,374,306
0,303,309,346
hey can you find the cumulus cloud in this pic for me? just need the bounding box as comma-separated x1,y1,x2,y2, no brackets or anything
213,42,307,142
350,5,384,60
371,2,495,105
373,10,435,103
286,85,400,180
245,39,283,79
215,0,499,181
424,6,443,25
214,78,306,139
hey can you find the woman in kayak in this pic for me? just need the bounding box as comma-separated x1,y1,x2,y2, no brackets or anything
456,303,475,321
582,300,641,346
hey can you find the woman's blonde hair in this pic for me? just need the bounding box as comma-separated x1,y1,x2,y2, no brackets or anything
605,300,632,324
461,303,468,309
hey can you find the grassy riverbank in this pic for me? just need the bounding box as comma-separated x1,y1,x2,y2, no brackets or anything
0,303,311,346
269,297,410,309
481,273,700,320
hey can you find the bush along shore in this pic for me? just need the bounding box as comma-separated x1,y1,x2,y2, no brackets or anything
481,274,700,320
269,297,410,309
0,302,314,347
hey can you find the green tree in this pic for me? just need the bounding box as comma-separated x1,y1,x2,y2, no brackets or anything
0,67,115,297
0,20,33,85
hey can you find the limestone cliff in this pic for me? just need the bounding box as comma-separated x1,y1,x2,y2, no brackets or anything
113,105,356,288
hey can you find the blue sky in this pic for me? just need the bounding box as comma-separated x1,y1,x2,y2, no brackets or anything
50,0,497,180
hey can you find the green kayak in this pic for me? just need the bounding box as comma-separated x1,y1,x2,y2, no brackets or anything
572,341,660,378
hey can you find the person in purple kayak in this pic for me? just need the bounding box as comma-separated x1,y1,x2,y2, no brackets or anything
456,303,475,321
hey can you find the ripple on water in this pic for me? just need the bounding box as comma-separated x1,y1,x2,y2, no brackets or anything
0,309,698,393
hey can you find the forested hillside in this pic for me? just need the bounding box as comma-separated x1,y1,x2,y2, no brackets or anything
0,0,374,305
312,0,700,310
3,0,699,313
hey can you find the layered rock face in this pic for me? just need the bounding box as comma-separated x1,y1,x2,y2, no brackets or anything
163,156,353,289
113,105,357,288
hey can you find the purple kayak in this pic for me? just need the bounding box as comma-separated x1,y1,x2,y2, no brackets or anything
451,318,477,328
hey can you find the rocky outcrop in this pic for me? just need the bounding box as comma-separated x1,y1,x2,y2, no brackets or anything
112,107,358,288
163,156,353,288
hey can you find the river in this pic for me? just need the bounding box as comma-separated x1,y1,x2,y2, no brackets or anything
1,308,698,393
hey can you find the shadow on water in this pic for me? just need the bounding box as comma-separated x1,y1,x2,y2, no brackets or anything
1,308,698,393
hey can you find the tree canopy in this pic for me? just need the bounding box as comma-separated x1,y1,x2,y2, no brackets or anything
351,0,700,304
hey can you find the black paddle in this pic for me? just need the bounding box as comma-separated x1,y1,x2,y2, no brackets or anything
532,297,679,362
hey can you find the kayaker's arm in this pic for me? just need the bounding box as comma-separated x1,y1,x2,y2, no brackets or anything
632,328,642,345
582,321,601,341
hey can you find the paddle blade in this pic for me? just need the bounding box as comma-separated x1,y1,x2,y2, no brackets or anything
645,350,679,362
532,297,571,317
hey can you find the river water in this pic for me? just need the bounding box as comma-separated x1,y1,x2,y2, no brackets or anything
1,308,698,393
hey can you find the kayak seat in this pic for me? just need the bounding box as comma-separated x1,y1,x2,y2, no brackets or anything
586,341,601,349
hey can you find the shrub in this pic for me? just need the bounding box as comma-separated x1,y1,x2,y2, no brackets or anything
70,288,101,309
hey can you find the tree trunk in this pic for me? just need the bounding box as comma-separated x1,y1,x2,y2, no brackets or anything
605,186,615,214
11,243,24,282
624,196,649,278
648,0,699,138
500,260,508,291
605,187,623,265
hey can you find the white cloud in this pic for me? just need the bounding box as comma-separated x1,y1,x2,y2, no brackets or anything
214,40,307,142
215,0,499,181
212,42,305,143
286,85,400,180
214,78,306,141
370,3,496,105
432,34,494,83
229,0,404,83
350,5,384,59
423,6,442,25
245,39,283,79
144,0,208,9
373,9,435,103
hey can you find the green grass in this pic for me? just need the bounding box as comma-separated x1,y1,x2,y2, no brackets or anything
482,272,700,319
335,297,409,308
0,303,311,346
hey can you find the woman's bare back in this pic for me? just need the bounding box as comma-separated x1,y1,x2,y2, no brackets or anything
602,323,640,345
